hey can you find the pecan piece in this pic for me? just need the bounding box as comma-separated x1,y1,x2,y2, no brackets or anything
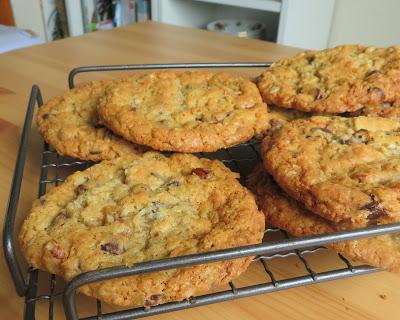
144,294,165,309
76,184,89,195
192,168,210,179
101,240,122,255
42,113,49,120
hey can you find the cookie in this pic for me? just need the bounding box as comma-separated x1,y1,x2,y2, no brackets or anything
246,165,400,272
258,105,311,139
261,105,336,139
350,99,400,119
98,71,269,152
257,45,400,113
37,80,146,161
19,152,264,307
268,105,310,122
262,116,400,228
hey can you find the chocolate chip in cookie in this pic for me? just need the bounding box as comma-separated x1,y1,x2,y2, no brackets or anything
144,294,165,309
101,240,122,255
361,194,387,224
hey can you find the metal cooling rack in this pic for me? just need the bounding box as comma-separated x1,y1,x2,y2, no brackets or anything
4,63,400,320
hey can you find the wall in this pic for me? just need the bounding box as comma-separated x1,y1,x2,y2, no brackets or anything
329,0,400,47
10,0,400,47
10,0,47,41
278,0,335,50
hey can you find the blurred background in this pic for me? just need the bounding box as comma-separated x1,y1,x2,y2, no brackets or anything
1,0,399,53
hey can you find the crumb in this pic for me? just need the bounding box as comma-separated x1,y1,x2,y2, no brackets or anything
378,294,387,300
341,297,345,301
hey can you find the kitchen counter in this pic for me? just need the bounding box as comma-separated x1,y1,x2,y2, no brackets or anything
0,21,399,320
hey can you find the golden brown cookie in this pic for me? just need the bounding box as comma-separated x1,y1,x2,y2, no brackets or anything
246,165,400,272
19,152,264,307
37,80,146,161
98,71,269,152
267,105,312,122
262,116,400,229
350,99,400,119
260,105,337,140
257,45,400,113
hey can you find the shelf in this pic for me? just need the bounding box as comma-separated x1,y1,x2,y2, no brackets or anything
191,0,282,13
152,0,335,49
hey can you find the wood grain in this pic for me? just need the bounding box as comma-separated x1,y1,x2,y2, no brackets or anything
0,22,399,320
0,87,15,95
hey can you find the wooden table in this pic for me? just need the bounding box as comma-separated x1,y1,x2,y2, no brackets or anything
0,21,399,320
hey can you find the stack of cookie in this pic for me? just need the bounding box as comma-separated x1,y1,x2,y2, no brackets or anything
20,71,269,307
36,71,270,158
248,45,400,272
19,45,400,309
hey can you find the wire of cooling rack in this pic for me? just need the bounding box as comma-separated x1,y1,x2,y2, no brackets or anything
67,62,271,89
3,85,43,296
3,63,400,320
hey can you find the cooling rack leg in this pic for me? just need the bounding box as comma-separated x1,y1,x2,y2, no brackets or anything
3,85,42,296
24,269,39,320
64,283,79,320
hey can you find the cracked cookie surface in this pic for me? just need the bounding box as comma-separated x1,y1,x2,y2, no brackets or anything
37,80,145,161
257,45,400,112
98,71,269,152
19,152,264,307
262,116,400,228
246,165,400,272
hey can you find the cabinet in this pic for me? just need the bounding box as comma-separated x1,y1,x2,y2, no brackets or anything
151,0,336,49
